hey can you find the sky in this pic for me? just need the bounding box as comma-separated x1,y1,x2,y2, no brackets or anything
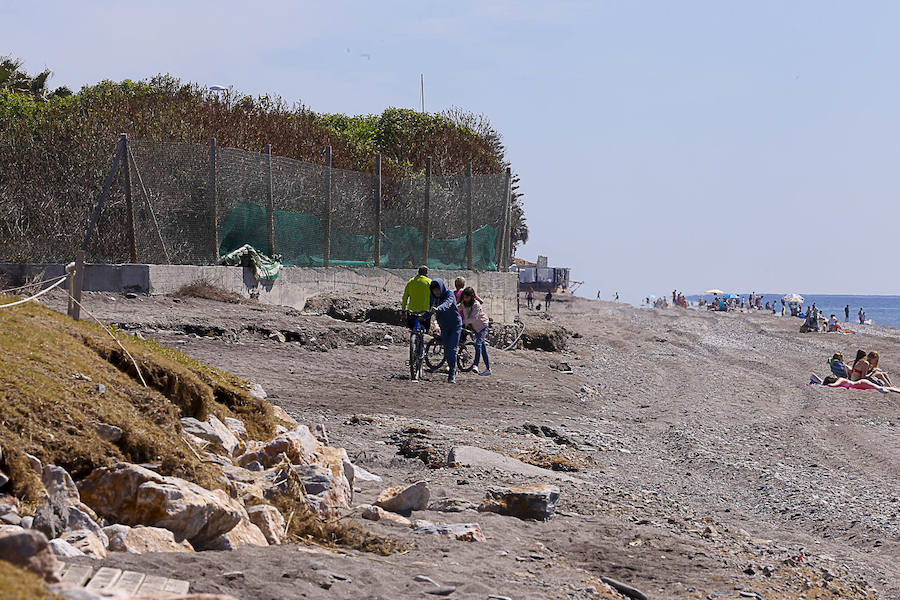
5,1,900,303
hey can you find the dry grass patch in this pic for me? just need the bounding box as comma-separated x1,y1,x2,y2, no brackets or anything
0,296,274,503
261,465,404,556
510,448,587,472
0,561,62,600
170,280,246,304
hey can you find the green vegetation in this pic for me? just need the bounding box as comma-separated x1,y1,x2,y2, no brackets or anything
0,57,527,263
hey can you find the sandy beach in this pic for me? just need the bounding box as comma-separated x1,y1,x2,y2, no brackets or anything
43,291,898,600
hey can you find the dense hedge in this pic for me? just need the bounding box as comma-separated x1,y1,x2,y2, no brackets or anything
0,74,518,263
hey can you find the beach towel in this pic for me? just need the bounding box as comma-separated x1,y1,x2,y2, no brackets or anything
809,380,882,392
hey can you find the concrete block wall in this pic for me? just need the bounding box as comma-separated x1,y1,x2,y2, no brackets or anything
147,265,519,323
1,263,519,323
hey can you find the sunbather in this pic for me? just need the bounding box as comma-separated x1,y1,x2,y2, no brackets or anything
817,374,900,394
865,351,893,386
849,350,869,381
828,353,849,378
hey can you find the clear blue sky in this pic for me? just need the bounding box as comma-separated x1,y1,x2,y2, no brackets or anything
6,1,900,302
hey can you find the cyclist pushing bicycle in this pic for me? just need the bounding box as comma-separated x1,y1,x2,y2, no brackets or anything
402,266,432,381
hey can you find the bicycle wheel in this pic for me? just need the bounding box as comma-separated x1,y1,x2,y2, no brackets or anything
424,337,446,370
457,341,477,372
409,334,419,380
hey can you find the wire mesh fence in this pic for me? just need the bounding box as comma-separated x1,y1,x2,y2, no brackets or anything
94,139,510,271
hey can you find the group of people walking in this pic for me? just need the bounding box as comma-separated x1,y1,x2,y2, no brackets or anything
401,266,491,383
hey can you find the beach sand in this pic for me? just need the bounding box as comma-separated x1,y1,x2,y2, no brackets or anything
49,291,898,599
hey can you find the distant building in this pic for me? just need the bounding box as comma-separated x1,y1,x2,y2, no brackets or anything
511,256,571,293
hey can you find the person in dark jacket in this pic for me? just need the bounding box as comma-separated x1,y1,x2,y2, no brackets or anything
429,278,463,383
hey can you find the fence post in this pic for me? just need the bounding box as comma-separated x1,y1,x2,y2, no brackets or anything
82,137,126,252
374,153,382,267
500,167,512,270
122,134,138,263
466,162,474,271
209,138,219,262
324,146,332,268
72,250,85,321
265,144,275,258
423,156,431,266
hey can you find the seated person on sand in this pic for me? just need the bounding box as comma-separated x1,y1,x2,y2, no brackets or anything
828,353,849,378
849,350,870,382
865,351,893,386
827,314,841,332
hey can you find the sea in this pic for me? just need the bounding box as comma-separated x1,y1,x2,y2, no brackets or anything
684,294,900,330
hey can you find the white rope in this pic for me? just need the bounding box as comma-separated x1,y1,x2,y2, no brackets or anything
0,275,68,309
1,276,60,294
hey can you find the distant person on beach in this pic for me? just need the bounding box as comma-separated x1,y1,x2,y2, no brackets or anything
615,292,619,301
827,314,839,332
858,308,864,324
460,286,491,377
845,305,850,321
597,290,601,300
545,291,553,312
672,290,677,304
525,286,534,309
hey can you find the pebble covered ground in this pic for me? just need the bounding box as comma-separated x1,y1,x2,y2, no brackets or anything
45,290,898,599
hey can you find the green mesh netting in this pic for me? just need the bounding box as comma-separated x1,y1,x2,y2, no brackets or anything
218,202,498,270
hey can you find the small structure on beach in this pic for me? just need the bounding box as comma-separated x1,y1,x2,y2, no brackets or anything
511,256,573,293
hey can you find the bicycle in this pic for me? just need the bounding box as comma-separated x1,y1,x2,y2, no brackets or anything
424,327,477,373
405,311,431,381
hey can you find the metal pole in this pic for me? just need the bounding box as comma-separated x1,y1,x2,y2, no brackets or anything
122,134,138,263
374,153,382,267
423,157,431,266
500,167,512,270
82,137,126,251
209,138,219,262
72,250,85,321
466,162,474,271
323,145,332,268
266,144,275,258
420,74,425,112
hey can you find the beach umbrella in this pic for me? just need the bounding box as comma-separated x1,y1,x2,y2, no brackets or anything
705,289,725,295
782,293,804,303
723,293,738,299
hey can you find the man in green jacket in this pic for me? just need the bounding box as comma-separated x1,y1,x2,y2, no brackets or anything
402,265,432,330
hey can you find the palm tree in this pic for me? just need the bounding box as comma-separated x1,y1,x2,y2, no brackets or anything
0,56,71,99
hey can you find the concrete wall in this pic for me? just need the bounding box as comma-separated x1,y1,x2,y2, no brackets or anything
1,263,519,323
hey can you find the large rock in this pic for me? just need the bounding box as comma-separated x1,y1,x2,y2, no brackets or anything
199,514,268,551
42,464,80,504
93,422,124,443
103,524,194,553
48,538,85,558
224,417,248,441
263,426,320,466
246,505,285,545
270,404,297,426
374,481,430,515
60,529,107,558
478,484,560,521
0,525,61,582
78,463,242,546
412,522,486,542
357,504,411,527
181,416,241,456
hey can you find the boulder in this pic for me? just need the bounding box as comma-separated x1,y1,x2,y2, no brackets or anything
66,505,108,547
374,481,430,515
60,529,107,558
25,453,42,475
357,504,411,527
412,522,486,542
349,463,383,484
258,465,349,516
270,404,297,426
42,464,80,504
246,505,285,545
78,463,242,547
0,525,61,582
93,422,124,443
249,383,267,399
181,416,240,456
103,524,194,553
224,417,248,441
478,484,560,521
313,423,329,445
32,493,69,540
263,426,320,466
48,538,85,558
199,514,268,551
